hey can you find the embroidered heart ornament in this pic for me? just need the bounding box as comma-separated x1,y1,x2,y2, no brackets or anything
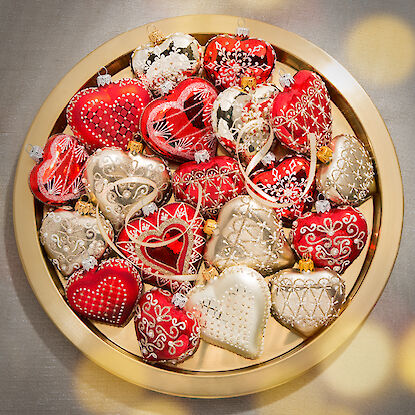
65,258,142,326
66,78,151,152
203,35,277,90
140,77,218,162
135,288,200,363
29,134,88,205
271,70,332,155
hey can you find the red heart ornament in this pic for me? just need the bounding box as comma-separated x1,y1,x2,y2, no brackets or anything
291,206,368,273
140,77,218,162
271,70,332,155
250,155,316,223
66,78,151,152
65,258,142,326
116,202,206,293
172,155,246,218
203,35,277,90
135,288,200,363
29,134,88,205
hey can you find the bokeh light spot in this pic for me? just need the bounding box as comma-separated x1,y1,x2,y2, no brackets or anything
398,322,415,392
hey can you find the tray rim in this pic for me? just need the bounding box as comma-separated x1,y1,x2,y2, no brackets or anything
13,14,403,398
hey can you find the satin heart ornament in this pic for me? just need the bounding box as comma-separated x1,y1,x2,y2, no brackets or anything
131,31,202,96
140,77,218,162
39,207,113,277
83,145,171,231
66,75,151,152
135,288,200,363
291,205,368,273
172,154,245,218
29,134,88,205
185,265,271,359
66,258,142,326
117,202,206,293
203,35,276,90
271,70,332,155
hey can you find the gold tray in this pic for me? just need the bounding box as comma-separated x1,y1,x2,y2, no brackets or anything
13,15,403,398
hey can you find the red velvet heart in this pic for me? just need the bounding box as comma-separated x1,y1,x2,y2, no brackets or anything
66,78,151,152
135,288,200,363
140,77,218,162
291,206,368,273
173,156,246,218
29,134,88,205
203,35,277,90
116,202,206,293
271,70,332,155
65,258,142,326
250,155,316,223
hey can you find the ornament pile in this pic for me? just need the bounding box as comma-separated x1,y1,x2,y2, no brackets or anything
27,21,377,365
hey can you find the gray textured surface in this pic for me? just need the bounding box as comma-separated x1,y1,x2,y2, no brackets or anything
1,0,414,413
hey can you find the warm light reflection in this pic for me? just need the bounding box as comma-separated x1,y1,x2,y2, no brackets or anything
346,14,415,86
321,321,394,398
398,322,415,392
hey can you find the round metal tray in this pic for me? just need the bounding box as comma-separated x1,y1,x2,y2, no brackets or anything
13,15,403,398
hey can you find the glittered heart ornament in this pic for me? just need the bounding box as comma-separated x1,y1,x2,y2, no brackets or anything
270,258,346,337
211,82,279,164
185,265,271,359
291,205,368,273
131,31,202,96
65,258,142,326
172,154,245,218
135,288,200,363
203,35,276,91
39,207,113,277
271,70,332,155
204,195,295,275
316,134,376,206
140,77,218,162
83,144,171,231
66,75,151,152
250,155,316,223
117,202,206,293
29,134,88,205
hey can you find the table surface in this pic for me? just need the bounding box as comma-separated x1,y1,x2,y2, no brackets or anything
1,1,414,414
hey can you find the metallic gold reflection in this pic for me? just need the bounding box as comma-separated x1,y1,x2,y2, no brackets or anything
346,14,415,86
398,322,415,392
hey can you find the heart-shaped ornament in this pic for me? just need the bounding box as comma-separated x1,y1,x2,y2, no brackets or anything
131,31,202,96
83,144,171,231
135,288,200,363
271,70,332,155
204,195,295,275
291,205,368,273
203,35,276,90
117,202,206,293
185,265,271,359
140,77,218,162
66,258,142,326
29,134,88,205
316,134,376,206
40,207,113,277
66,76,151,152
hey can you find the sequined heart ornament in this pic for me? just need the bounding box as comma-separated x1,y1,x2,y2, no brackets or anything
271,70,332,155
185,265,271,359
316,134,376,206
65,258,142,326
270,257,346,337
135,288,200,363
131,31,202,96
291,204,368,273
140,77,218,162
66,74,151,152
203,35,276,90
204,195,295,275
117,202,206,293
29,134,88,205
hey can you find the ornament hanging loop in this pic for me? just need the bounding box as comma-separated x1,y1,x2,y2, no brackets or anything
127,139,144,156
315,194,331,214
236,17,249,37
279,69,295,88
75,195,95,215
147,24,165,45
299,254,315,272
241,76,257,91
97,67,111,87
26,143,43,163
316,145,333,163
